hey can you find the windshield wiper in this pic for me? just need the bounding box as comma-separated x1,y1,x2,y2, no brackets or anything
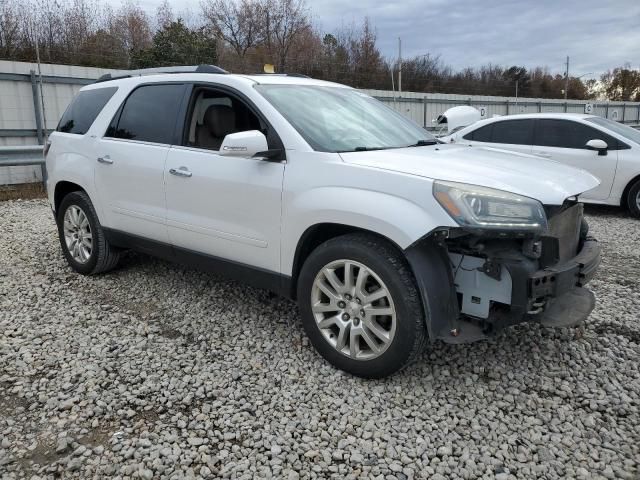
354,146,388,151
407,139,439,147
337,146,389,152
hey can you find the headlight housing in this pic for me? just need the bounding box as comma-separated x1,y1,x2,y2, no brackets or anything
433,180,547,233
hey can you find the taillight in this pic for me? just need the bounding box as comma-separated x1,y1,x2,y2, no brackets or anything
43,140,51,158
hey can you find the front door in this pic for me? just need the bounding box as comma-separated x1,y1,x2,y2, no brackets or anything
460,118,534,156
164,85,285,273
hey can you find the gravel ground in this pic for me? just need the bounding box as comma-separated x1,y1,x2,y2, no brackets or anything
1,199,638,480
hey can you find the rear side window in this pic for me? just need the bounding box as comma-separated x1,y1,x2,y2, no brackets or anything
490,120,534,145
57,87,117,135
106,84,185,144
463,123,493,142
534,119,619,149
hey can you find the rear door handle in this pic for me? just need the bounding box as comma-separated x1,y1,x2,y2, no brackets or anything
533,151,552,158
169,167,192,178
97,155,113,164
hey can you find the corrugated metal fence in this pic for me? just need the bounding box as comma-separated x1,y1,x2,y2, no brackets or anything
1,60,639,184
361,89,640,132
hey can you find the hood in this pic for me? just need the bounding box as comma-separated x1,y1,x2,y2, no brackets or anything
340,144,600,205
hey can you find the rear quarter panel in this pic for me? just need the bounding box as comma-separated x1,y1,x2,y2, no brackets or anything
46,132,102,219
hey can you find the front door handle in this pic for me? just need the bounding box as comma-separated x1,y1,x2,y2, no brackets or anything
97,155,113,164
169,167,192,178
533,151,552,158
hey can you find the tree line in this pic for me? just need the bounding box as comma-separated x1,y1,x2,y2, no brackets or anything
1,0,638,100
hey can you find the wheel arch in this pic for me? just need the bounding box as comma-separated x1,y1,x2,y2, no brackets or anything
54,180,87,214
621,173,640,209
289,223,460,344
288,223,405,300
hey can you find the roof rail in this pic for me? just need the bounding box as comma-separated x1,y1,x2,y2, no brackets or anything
250,73,311,79
94,64,228,83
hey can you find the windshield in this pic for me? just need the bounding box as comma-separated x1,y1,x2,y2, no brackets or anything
585,117,640,145
255,85,436,152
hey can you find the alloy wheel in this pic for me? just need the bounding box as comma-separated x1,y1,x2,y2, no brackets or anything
63,205,93,264
310,260,397,360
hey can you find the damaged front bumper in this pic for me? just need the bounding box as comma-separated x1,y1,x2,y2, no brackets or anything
495,237,600,331
405,207,601,344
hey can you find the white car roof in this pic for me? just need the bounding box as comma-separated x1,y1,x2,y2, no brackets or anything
483,112,595,121
82,72,349,91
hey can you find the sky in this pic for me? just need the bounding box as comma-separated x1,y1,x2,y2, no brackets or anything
127,0,640,79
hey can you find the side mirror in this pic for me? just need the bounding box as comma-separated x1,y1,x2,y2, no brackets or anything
219,130,268,159
585,139,608,156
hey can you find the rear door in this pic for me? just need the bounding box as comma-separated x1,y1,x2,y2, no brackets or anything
460,119,534,156
531,119,618,201
94,83,187,242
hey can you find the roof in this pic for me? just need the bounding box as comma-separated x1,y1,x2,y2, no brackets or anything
85,65,349,91
485,112,595,120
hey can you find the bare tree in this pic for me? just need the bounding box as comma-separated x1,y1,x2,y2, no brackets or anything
200,0,262,59
263,0,310,71
107,1,152,67
0,0,22,57
155,0,174,30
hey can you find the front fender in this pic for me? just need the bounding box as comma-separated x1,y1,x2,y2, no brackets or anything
281,186,448,274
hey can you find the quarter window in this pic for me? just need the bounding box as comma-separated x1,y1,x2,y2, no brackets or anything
534,119,619,149
106,84,185,144
57,87,117,135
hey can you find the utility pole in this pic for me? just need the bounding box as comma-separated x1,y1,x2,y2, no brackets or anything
564,55,570,100
398,37,402,94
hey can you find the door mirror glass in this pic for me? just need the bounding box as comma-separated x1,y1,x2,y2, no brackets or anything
585,139,608,155
219,130,269,158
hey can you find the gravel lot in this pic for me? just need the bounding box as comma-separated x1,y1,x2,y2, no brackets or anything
1,199,638,480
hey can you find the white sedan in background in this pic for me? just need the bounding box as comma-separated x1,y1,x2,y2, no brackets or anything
442,113,640,217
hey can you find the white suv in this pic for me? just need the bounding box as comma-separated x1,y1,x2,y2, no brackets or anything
46,65,601,378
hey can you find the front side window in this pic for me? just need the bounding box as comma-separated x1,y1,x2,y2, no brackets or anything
534,119,617,150
464,123,493,142
255,85,435,152
57,87,117,135
185,88,265,151
585,117,637,147
106,84,184,144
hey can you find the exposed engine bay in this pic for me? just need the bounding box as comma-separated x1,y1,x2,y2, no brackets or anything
444,201,597,335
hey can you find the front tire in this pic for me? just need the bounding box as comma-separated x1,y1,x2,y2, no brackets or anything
627,179,640,218
56,191,121,275
297,233,426,378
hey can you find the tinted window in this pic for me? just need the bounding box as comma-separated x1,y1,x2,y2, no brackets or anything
534,119,618,149
107,84,184,144
491,120,533,145
57,87,117,134
464,124,493,142
585,117,635,148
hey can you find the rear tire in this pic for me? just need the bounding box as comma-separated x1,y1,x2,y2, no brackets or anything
627,179,640,218
56,191,121,275
297,233,426,378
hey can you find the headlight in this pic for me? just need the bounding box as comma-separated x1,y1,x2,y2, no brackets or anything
433,180,547,232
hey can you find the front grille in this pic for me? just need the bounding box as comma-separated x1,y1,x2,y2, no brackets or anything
545,203,583,264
